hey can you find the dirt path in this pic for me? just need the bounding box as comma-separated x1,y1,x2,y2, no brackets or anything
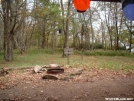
0,68,134,101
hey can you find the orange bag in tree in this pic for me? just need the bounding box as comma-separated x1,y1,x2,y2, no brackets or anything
73,0,90,12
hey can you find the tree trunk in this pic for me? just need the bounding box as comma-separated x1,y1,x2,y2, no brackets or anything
64,1,71,49
4,19,14,61
61,0,71,57
51,22,56,54
124,20,133,53
129,21,133,53
2,0,26,61
2,0,14,61
4,32,14,61
114,3,119,50
89,9,94,50
42,31,46,49
41,19,46,49
129,32,132,53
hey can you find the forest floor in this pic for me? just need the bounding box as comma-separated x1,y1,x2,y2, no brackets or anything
0,67,134,101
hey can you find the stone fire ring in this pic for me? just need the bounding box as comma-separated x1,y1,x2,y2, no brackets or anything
47,68,64,74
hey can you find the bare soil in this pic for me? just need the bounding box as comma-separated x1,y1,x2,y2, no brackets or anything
0,67,134,101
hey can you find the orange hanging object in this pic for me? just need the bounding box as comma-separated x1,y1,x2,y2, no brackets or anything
73,0,90,12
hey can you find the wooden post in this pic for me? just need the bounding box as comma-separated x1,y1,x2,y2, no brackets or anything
64,48,74,65
67,54,70,65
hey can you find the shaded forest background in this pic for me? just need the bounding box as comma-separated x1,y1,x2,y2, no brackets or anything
0,0,134,61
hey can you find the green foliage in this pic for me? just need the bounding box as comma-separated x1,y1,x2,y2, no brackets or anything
44,49,52,54
97,56,134,70
123,65,134,70
119,30,130,45
0,51,4,60
35,1,61,19
26,48,52,54
74,50,82,55
55,48,63,53
118,46,126,50
94,44,104,49
26,48,63,54
132,40,134,44
83,50,133,56
0,48,134,70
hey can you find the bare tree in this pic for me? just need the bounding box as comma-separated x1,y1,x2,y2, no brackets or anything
124,20,134,53
1,0,25,61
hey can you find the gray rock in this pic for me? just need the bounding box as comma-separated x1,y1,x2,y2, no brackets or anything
60,76,73,81
34,65,42,73
69,69,83,76
49,64,60,68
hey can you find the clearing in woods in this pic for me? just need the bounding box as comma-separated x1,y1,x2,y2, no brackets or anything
0,53,134,101
0,67,134,101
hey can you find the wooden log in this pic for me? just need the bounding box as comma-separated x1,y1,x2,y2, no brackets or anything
42,75,58,80
47,68,64,74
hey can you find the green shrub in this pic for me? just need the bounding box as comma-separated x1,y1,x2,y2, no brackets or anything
44,49,52,54
55,48,63,53
0,51,4,60
27,48,42,54
95,44,104,49
26,48,51,55
74,50,83,55
118,46,126,50
84,50,91,56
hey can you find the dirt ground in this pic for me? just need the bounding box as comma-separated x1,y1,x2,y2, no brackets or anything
0,67,134,101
